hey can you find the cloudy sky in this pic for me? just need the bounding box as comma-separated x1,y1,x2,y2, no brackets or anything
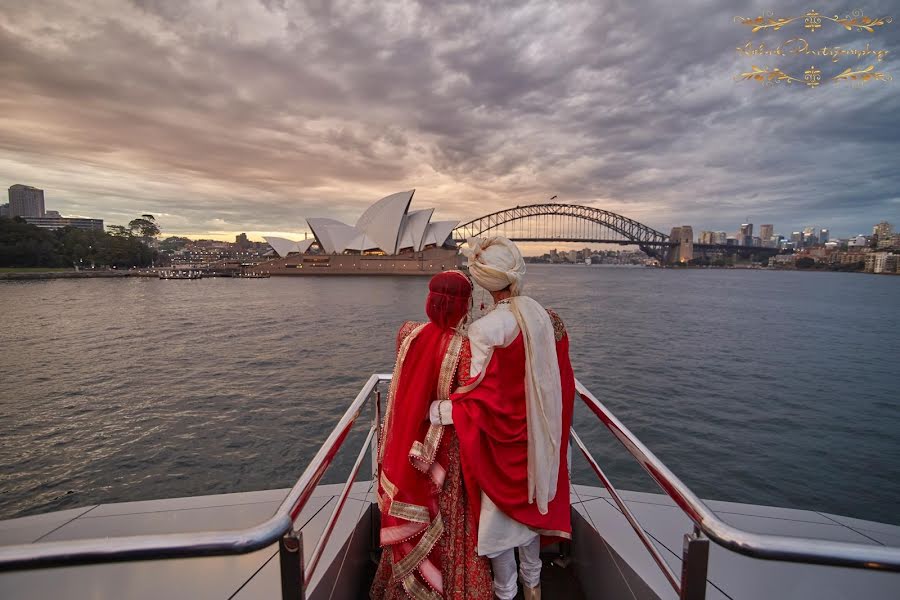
1,0,897,241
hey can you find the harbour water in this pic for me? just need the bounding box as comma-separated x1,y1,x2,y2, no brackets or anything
0,267,898,526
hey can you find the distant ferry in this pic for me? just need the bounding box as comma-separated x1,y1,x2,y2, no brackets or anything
248,190,463,276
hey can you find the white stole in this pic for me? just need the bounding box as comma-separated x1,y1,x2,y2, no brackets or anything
508,296,562,515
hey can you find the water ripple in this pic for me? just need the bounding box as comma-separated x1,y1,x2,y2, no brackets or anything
0,269,898,525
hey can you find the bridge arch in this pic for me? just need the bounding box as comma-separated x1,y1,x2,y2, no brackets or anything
452,204,670,247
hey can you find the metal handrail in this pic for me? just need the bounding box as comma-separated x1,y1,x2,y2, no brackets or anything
570,429,680,593
574,378,900,572
0,373,386,573
2,371,898,600
303,424,376,586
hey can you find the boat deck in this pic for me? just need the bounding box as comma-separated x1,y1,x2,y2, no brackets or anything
1,484,898,599
570,485,900,599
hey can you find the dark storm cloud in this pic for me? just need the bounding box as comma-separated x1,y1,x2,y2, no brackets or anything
0,0,897,238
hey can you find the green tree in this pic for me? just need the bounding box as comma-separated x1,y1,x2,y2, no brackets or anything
128,214,160,239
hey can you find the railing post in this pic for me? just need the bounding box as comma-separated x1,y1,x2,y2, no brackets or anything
680,526,709,600
371,388,383,556
280,530,305,600
371,390,382,480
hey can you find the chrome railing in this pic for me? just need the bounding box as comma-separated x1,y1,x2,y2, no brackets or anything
572,379,900,600
1,374,898,600
0,373,392,600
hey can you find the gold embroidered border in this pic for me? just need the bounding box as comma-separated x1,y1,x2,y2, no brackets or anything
437,333,464,399
409,332,462,470
402,572,442,600
409,424,443,469
546,308,567,342
388,500,430,524
380,471,398,500
392,513,444,581
379,322,428,464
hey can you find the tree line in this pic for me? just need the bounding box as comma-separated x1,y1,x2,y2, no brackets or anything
0,215,160,268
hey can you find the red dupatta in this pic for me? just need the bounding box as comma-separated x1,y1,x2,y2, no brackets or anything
377,322,464,598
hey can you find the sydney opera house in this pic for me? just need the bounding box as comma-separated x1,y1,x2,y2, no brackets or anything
249,190,461,275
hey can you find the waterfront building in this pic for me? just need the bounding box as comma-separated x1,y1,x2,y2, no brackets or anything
8,184,45,218
849,235,869,248
839,250,869,266
566,250,578,263
22,216,104,231
865,252,898,274
769,254,797,267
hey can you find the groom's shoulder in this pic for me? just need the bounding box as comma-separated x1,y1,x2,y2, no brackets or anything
545,308,568,342
468,306,514,340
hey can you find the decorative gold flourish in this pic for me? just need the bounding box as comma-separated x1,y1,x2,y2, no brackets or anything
735,65,803,84
832,64,893,82
735,64,893,86
803,65,822,87
734,10,893,33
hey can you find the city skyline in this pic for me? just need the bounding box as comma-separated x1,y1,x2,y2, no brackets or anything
1,1,898,241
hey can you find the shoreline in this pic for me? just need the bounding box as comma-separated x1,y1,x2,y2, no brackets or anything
0,270,144,280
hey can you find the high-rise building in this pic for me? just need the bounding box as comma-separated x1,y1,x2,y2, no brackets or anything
714,231,727,245
801,226,818,246
740,223,753,246
759,224,773,241
235,232,250,248
699,231,715,244
8,184,45,218
0,203,8,217
819,229,829,244
873,221,893,248
791,231,804,247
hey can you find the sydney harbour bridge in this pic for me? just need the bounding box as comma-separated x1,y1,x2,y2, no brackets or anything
452,203,778,263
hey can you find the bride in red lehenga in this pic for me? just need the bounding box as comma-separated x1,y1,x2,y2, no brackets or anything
370,270,493,600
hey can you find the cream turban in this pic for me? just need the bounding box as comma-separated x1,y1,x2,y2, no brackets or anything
461,236,526,295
